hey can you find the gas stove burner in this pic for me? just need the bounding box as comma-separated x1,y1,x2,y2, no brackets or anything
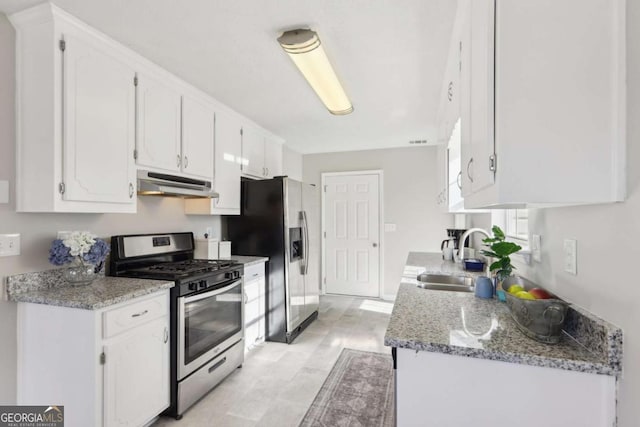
130,259,238,278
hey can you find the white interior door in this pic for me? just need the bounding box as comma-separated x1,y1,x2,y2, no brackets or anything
324,173,380,297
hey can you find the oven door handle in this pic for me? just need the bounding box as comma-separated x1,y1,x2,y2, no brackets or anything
183,279,243,304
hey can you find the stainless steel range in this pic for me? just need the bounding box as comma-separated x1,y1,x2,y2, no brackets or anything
109,232,244,419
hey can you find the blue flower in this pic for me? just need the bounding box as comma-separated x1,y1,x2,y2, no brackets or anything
48,239,74,266
82,239,110,265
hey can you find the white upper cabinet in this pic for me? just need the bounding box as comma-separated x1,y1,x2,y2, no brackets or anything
136,72,182,174
10,3,286,214
457,0,626,208
62,32,136,205
181,95,214,180
241,126,284,179
185,109,242,215
10,4,137,213
241,125,266,178
264,136,283,179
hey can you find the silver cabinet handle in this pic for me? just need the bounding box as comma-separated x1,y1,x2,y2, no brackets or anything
177,154,182,168
244,293,248,304
163,326,168,344
448,81,453,101
184,156,189,168
467,158,474,183
266,167,269,176
129,182,134,198
131,310,148,318
457,171,462,190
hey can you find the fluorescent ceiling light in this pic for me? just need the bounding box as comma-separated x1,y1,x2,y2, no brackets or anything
277,29,353,115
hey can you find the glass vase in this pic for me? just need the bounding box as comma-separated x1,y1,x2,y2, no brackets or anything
63,259,96,286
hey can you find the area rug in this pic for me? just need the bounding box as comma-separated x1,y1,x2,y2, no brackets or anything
300,348,395,427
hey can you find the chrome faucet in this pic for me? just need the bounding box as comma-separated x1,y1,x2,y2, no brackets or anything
456,228,492,262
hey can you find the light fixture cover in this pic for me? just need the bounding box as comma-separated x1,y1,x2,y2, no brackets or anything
278,29,353,115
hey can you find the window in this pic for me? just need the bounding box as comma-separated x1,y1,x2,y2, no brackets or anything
491,209,529,244
505,209,529,242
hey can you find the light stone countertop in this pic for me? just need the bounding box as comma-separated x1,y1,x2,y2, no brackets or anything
7,272,173,310
227,255,269,267
384,252,622,376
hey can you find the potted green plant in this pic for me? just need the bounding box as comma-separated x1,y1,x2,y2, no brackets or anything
480,225,522,282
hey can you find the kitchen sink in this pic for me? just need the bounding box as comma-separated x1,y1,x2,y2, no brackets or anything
416,273,474,293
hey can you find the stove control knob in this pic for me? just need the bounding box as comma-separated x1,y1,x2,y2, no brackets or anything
199,280,207,288
234,270,240,279
225,272,233,280
188,282,198,291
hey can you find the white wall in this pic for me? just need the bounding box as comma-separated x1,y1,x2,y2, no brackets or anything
282,145,303,181
303,146,454,298
468,2,639,425
0,14,223,404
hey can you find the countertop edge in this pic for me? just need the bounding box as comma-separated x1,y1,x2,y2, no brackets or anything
384,337,617,376
10,282,174,310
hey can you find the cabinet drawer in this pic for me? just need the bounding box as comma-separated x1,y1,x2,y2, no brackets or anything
103,292,168,339
244,263,265,282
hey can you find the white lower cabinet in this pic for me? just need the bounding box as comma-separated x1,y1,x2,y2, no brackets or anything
395,348,616,427
243,262,266,352
17,290,170,427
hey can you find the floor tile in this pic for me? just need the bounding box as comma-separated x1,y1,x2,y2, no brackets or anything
152,294,391,427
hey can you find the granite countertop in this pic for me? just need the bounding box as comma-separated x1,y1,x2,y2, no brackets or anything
228,255,269,267
385,252,623,377
7,270,173,310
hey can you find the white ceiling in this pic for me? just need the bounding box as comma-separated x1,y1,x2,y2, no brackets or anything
0,0,456,154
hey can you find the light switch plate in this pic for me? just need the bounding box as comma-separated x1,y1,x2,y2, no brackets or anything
0,180,8,204
384,223,397,232
0,234,21,257
532,234,542,262
563,239,577,275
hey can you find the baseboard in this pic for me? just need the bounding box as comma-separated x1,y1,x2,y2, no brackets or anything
381,294,396,301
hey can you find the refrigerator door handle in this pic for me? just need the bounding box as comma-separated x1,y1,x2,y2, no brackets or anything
301,210,310,275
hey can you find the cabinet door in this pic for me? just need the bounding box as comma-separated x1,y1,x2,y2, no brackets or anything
136,72,182,173
181,95,214,180
62,33,136,204
215,111,242,212
459,0,473,198
436,144,449,211
263,137,283,178
241,126,265,178
104,316,169,427
244,278,261,351
467,0,496,194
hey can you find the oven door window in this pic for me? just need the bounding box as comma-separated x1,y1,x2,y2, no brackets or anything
184,281,242,365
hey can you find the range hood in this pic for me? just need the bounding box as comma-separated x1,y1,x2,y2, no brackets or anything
137,170,219,199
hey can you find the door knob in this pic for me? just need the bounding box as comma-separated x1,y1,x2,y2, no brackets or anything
373,243,378,247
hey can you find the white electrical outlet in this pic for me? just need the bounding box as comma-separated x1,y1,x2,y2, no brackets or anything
563,239,577,275
0,234,21,257
532,234,542,262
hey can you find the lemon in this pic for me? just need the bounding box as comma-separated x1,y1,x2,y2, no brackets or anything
515,291,536,300
508,285,524,294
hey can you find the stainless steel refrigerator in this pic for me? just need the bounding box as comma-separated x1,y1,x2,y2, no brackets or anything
223,177,319,343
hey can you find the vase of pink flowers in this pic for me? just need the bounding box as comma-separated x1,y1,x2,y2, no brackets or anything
49,231,110,286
